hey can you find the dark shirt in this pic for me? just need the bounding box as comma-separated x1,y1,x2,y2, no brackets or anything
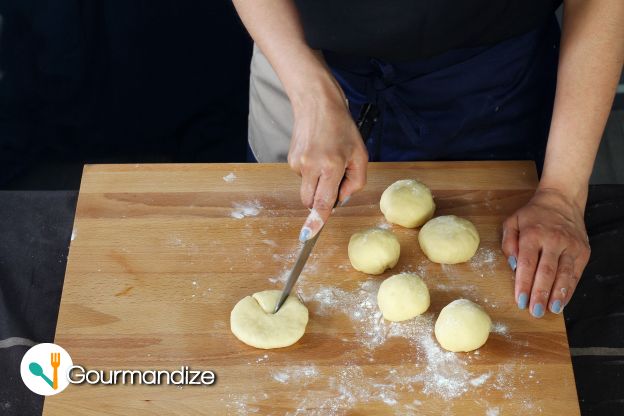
294,0,561,60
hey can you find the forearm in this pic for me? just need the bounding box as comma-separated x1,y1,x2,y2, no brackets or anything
539,0,624,209
231,0,345,112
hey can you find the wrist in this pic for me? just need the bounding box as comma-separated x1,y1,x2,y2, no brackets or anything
537,177,588,213
281,53,347,116
289,76,348,115
264,44,348,116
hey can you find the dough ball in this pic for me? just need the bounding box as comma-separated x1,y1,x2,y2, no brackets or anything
434,299,492,352
418,215,479,264
230,290,308,349
380,179,435,228
377,273,430,322
348,228,400,275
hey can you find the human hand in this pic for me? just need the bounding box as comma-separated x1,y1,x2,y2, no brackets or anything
501,187,590,317
288,80,368,242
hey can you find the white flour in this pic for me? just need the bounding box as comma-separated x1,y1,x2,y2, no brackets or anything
236,275,539,415
470,372,492,387
271,365,318,385
282,363,400,416
255,354,269,364
222,393,261,415
486,407,501,416
303,208,324,230
376,219,393,229
226,224,536,414
231,200,263,219
307,208,323,224
492,322,510,337
435,282,477,295
470,247,500,277
223,172,237,183
300,281,504,400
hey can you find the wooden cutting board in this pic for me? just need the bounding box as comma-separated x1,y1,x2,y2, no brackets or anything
44,162,580,415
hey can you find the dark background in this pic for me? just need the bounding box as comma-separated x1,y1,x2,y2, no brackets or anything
0,0,252,190
1,2,623,189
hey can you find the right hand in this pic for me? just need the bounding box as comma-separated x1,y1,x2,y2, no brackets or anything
288,78,369,242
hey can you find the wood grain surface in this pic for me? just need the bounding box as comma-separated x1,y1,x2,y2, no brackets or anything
44,162,580,415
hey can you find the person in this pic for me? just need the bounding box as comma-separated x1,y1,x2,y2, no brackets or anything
232,0,624,318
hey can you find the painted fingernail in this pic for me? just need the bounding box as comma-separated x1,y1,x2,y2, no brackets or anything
508,256,517,272
532,303,545,318
551,300,562,314
339,195,351,207
299,227,311,242
517,293,528,310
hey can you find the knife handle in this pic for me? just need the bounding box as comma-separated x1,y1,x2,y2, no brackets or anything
356,103,379,141
333,103,379,208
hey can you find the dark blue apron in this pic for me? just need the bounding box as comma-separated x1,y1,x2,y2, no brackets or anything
324,16,560,172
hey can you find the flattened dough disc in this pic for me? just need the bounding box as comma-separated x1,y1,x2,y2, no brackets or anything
230,290,309,349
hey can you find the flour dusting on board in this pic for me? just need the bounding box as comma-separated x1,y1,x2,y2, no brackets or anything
271,365,318,386
230,234,539,414
486,407,501,416
470,247,500,277
492,322,510,337
231,200,263,219
223,172,237,183
376,219,392,229
222,393,261,415
300,280,504,400
261,239,278,248
229,278,540,415
470,372,492,386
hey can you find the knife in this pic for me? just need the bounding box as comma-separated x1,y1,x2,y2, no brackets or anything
273,103,378,314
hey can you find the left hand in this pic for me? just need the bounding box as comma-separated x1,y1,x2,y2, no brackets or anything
501,187,591,318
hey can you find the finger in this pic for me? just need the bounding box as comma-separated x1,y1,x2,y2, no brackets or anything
312,169,343,222
299,169,342,242
565,271,582,308
573,241,591,284
299,208,324,242
529,250,561,318
300,170,319,208
501,215,519,272
565,246,589,307
548,253,575,314
338,149,368,205
561,240,590,307
514,233,539,310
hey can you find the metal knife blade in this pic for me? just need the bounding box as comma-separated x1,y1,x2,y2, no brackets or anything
272,231,321,314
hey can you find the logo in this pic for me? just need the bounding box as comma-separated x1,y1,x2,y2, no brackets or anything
20,343,73,396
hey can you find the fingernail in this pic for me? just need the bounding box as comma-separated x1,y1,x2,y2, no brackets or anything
508,256,517,272
517,293,528,310
551,300,562,314
532,303,545,318
339,196,351,207
299,227,311,242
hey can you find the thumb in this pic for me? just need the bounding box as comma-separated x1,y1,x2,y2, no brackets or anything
338,154,368,206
